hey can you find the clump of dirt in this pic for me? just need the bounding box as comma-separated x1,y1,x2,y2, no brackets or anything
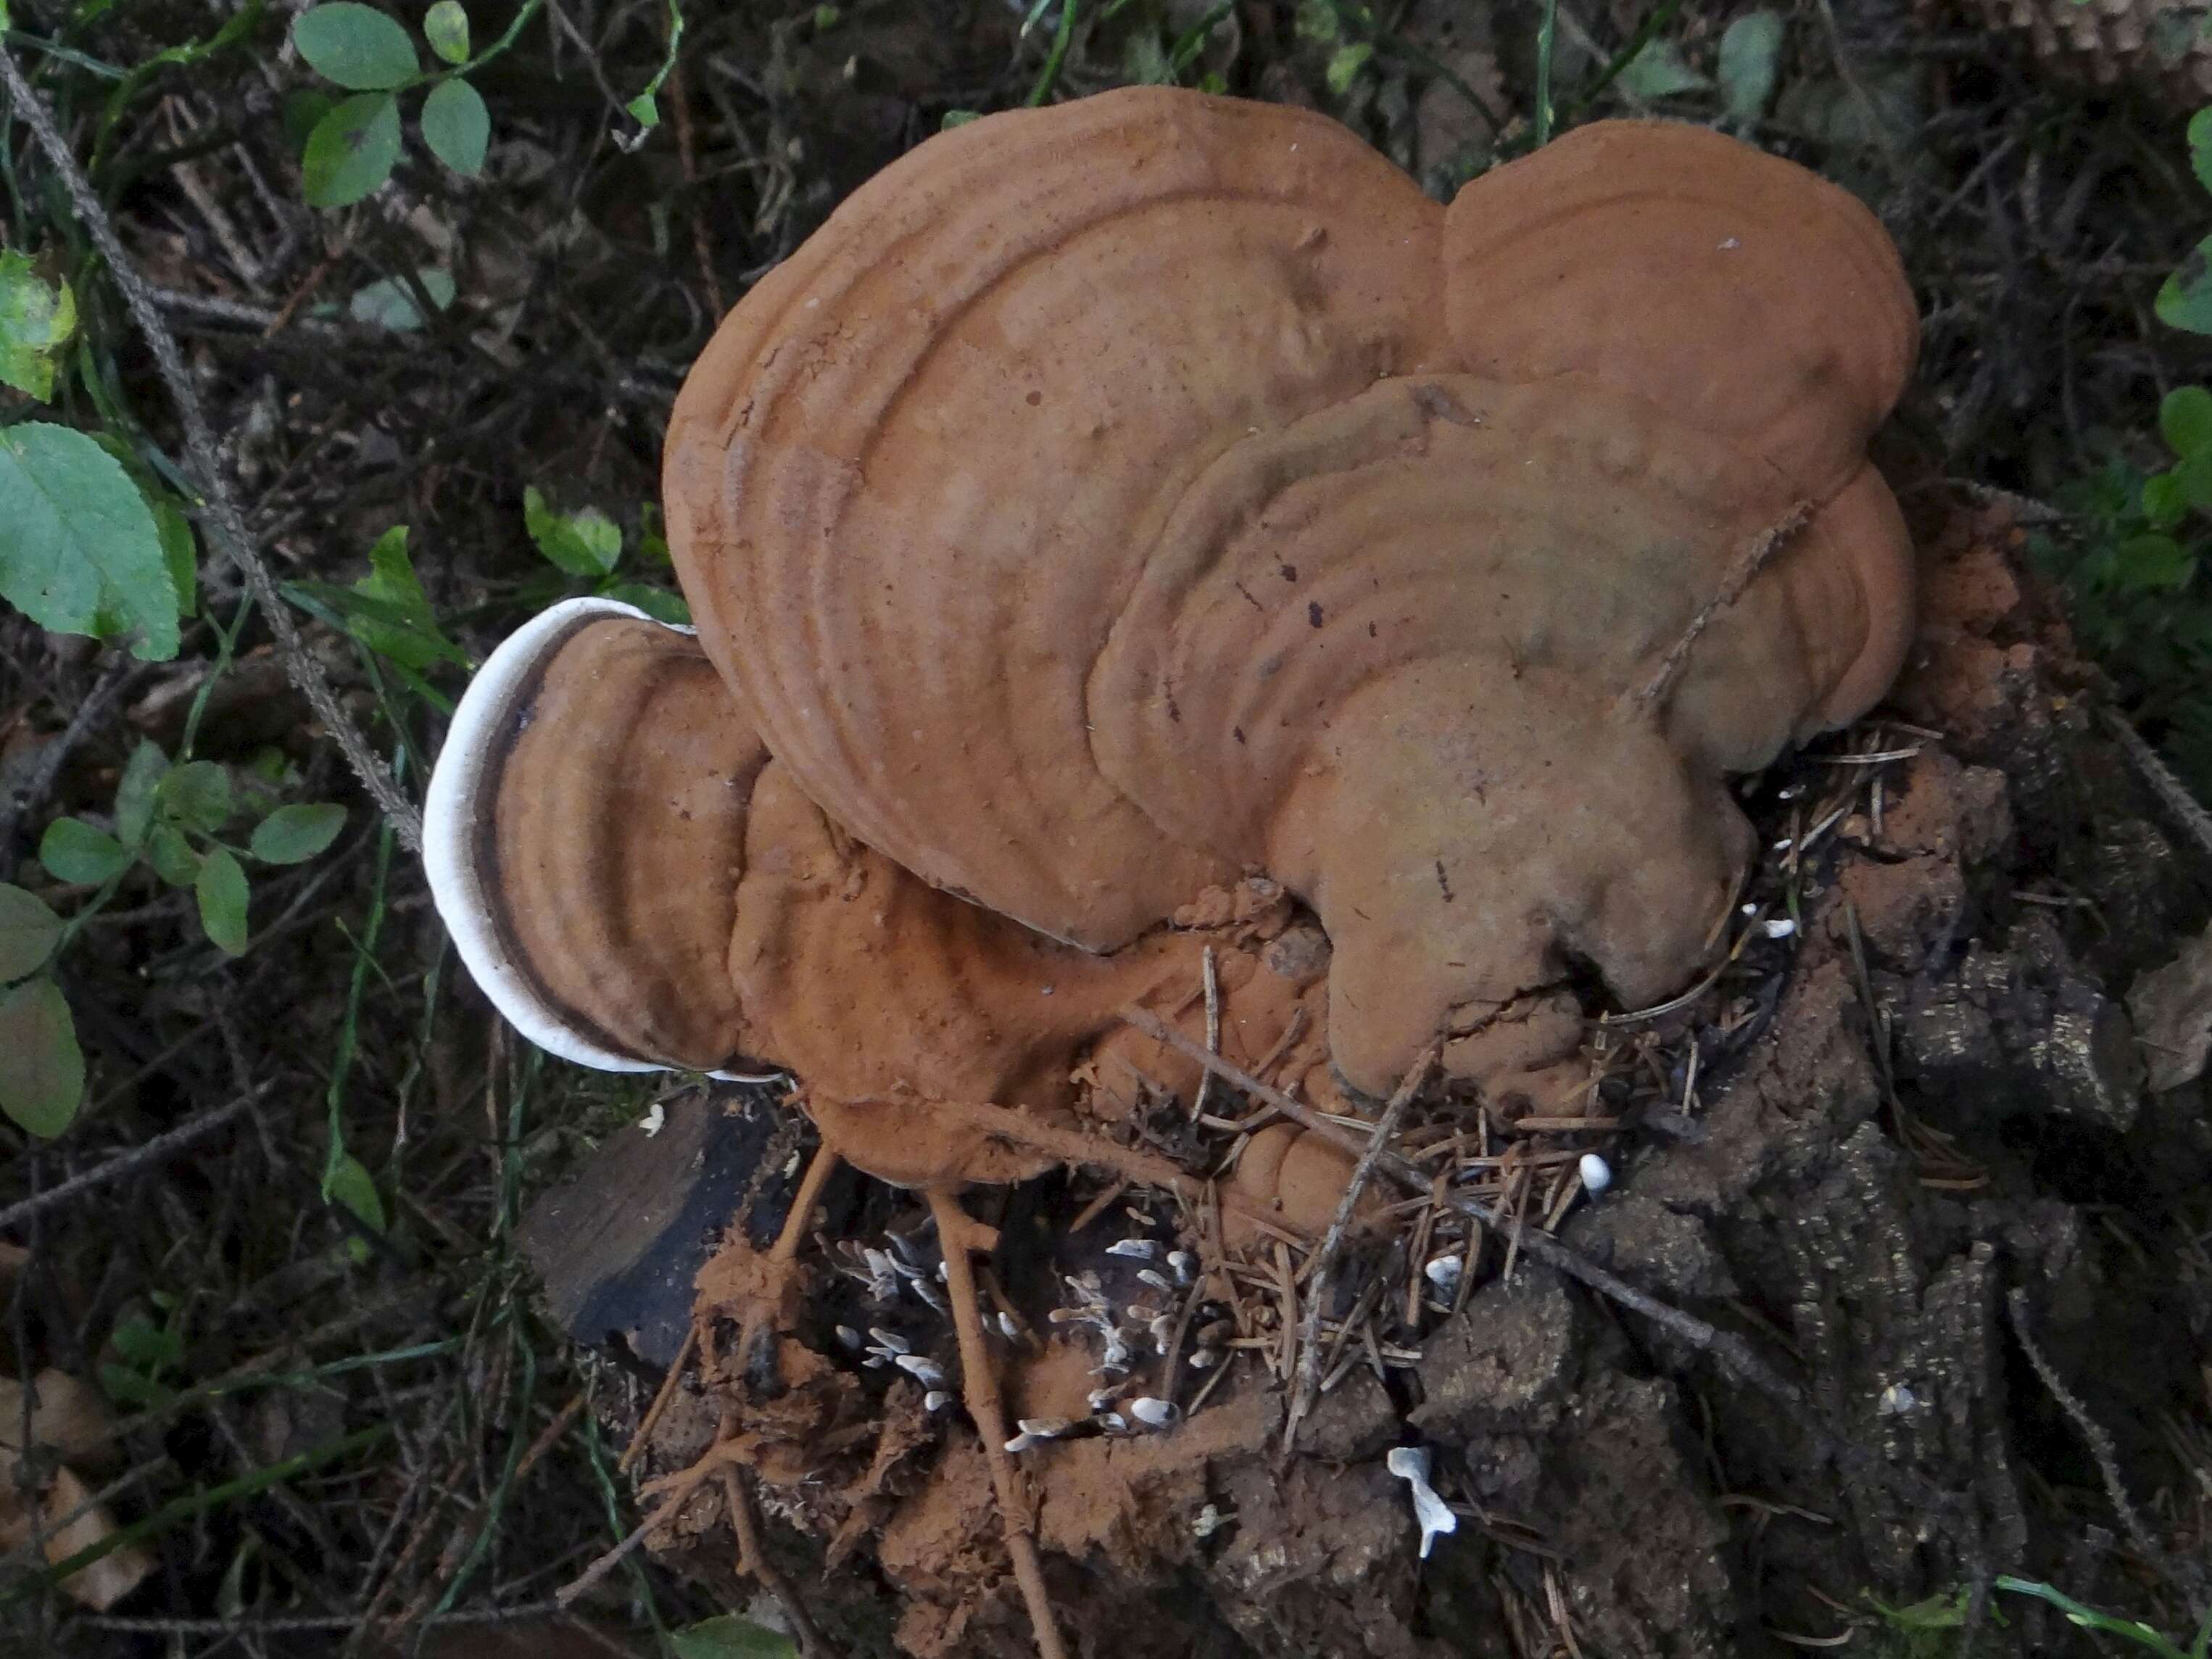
554,508,2211,1655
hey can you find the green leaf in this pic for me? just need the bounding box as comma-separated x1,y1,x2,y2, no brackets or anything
293,3,418,90
421,78,489,175
523,487,623,576
2192,106,2212,194
335,524,467,671
348,268,457,331
2163,386,2212,458
670,1615,800,1659
107,1313,184,1376
152,499,198,621
0,422,180,660
1325,42,1372,95
600,582,691,626
1717,12,1785,123
0,251,77,402
0,885,62,983
159,760,233,835
625,90,660,128
2158,238,2212,335
40,818,131,885
302,92,402,208
196,848,250,956
813,5,841,29
2142,470,2190,531
146,823,202,888
325,1151,386,1234
0,977,83,1138
251,803,346,864
940,109,981,130
2173,444,2212,510
114,740,170,848
2116,533,2195,589
1617,37,1711,99
423,0,471,64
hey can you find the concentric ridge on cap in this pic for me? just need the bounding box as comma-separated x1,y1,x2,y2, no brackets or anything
423,595,676,1075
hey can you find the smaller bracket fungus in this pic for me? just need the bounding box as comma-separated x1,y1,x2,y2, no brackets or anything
423,597,1314,1193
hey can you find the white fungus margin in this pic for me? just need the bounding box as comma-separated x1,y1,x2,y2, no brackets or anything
422,595,676,1075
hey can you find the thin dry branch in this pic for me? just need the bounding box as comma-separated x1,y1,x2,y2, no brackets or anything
1282,1044,1433,1456
1631,503,1812,715
0,49,424,850
2103,708,2212,865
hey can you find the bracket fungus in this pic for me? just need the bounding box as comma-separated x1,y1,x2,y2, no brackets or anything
423,86,1918,1658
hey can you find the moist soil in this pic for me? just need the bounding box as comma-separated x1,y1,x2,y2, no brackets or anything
524,506,2212,1656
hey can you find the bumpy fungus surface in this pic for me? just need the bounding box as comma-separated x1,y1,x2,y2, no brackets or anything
426,87,1916,1188
659,88,1916,1099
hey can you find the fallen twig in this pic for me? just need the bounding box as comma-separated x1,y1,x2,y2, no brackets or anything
1281,1044,1433,1457
0,1085,269,1235
0,47,423,850
2103,708,2212,865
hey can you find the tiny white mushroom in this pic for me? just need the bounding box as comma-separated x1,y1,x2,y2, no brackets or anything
1763,917,1798,940
834,1324,863,1350
638,1102,666,1138
1129,1397,1178,1428
924,1390,951,1412
1578,1152,1613,1196
997,1311,1022,1340
1016,1418,1071,1439
1086,1389,1117,1413
895,1354,945,1387
1385,1446,1458,1560
868,1326,911,1354
1004,1432,1043,1454
1167,1249,1196,1284
1422,1255,1463,1298
1106,1238,1159,1260
1877,1382,1917,1417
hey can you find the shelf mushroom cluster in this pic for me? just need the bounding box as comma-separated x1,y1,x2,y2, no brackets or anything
421,86,1918,1656
426,86,1917,1174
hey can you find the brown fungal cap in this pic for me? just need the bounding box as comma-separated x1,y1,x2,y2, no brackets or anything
663,88,1921,1096
422,597,763,1075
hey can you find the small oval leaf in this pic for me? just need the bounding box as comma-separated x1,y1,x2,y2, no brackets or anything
0,977,84,1138
421,78,489,175
159,759,233,835
302,92,402,208
40,818,131,886
2141,470,2189,531
148,823,203,889
2162,386,2212,459
2115,533,2195,590
0,884,62,983
196,848,251,956
423,0,471,64
2157,239,2212,336
251,803,347,865
2191,106,2212,194
293,2,419,90
1717,12,1785,123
